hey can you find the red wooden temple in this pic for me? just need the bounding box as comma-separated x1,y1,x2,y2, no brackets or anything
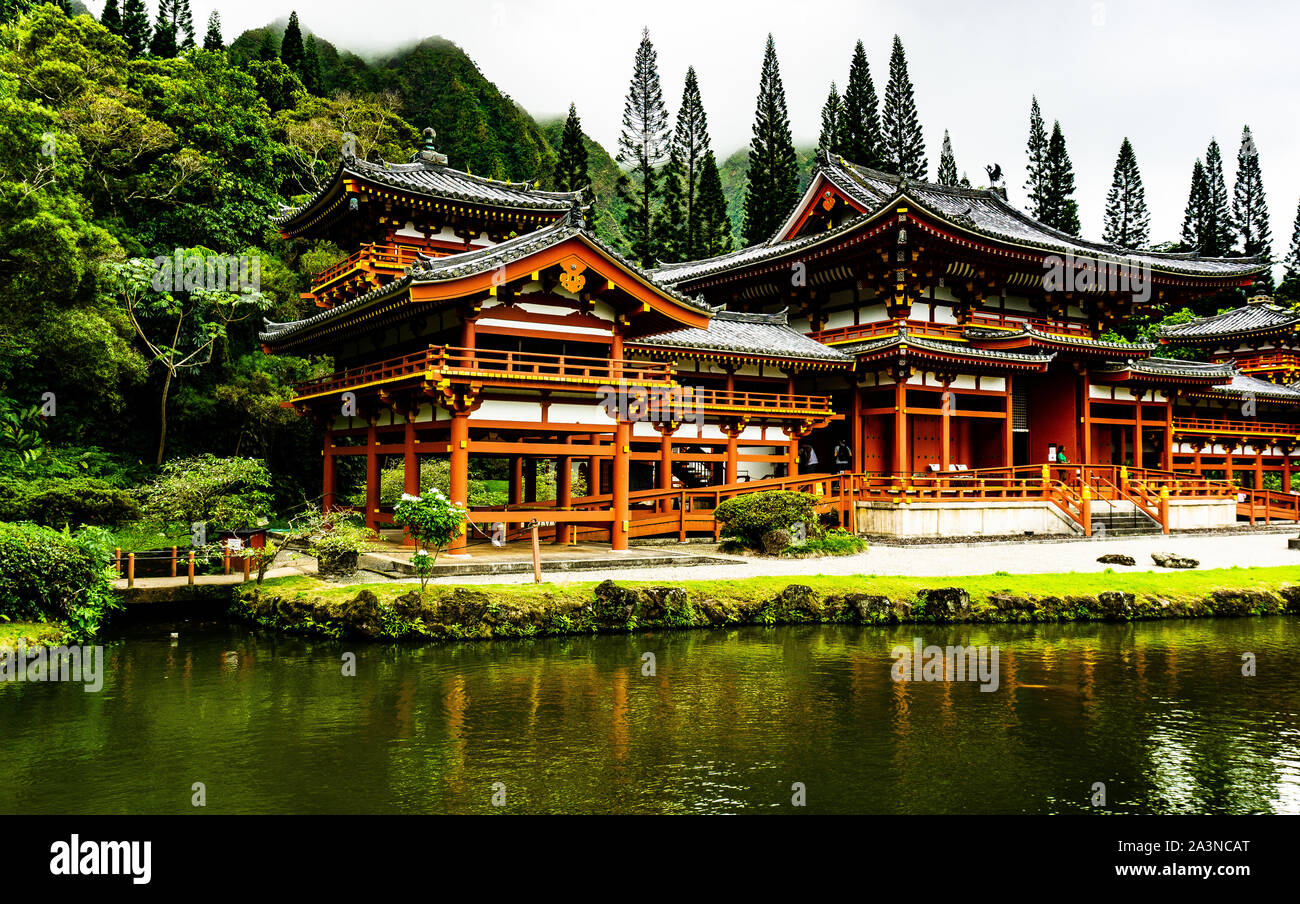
263,134,1296,547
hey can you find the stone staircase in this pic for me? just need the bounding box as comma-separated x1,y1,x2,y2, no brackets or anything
1090,500,1162,537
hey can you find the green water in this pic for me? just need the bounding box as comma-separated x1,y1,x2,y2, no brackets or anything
2,618,1298,814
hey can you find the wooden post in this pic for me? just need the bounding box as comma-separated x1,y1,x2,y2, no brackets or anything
556,439,572,544
509,455,524,505
940,382,952,473
448,410,470,555
187,550,195,586
1004,376,1015,468
1080,373,1092,465
115,547,121,576
223,540,231,575
1159,486,1170,534
1284,454,1292,494
1225,449,1234,487
893,378,908,477
787,434,800,477
530,520,542,583
170,546,178,578
322,426,336,513
725,428,739,485
612,420,630,551
242,554,251,582
1081,485,1091,537
1163,399,1174,470
127,553,135,588
1255,449,1264,491
659,432,673,514
1132,403,1143,470
365,416,380,531
851,381,863,473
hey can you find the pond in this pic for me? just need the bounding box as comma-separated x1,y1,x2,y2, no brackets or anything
2,617,1297,814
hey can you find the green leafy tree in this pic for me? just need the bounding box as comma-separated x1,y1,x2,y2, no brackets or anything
615,28,669,266
818,82,844,157
0,1,36,26
1102,137,1149,249
741,34,799,245
140,454,273,531
202,10,222,50
936,129,959,186
1038,120,1079,235
554,102,589,192
879,35,926,179
696,149,733,256
107,256,270,464
1233,125,1272,286
1024,96,1048,218
842,40,880,168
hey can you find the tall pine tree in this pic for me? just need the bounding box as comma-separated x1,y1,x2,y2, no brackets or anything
1038,121,1080,235
1024,96,1049,219
672,66,713,260
1279,197,1300,301
1181,158,1212,252
1203,138,1234,255
121,0,151,57
696,150,734,257
203,11,223,51
1233,125,1272,286
880,35,926,179
101,0,122,34
281,11,306,76
818,83,845,157
654,144,688,262
842,41,880,168
554,103,589,192
615,28,670,267
149,3,178,58
301,34,323,93
936,130,958,186
1102,138,1149,249
741,34,800,245
174,0,194,49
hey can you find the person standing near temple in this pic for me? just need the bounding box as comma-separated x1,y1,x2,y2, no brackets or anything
833,439,852,473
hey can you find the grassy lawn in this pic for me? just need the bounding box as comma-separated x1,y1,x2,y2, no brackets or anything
255,564,1300,610
0,621,68,650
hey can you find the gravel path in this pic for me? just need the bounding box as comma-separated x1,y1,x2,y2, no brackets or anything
432,532,1300,586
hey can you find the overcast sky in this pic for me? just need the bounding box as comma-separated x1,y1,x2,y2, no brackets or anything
89,0,1300,259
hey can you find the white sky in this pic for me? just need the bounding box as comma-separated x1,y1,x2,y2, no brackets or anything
87,0,1300,257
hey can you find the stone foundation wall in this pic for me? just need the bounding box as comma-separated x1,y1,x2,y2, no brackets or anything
855,500,1080,538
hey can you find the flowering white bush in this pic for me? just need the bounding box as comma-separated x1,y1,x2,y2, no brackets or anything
393,492,466,598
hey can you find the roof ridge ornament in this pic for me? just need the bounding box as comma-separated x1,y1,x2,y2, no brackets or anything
413,127,448,166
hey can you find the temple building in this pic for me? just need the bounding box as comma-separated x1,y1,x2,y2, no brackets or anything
263,135,1298,547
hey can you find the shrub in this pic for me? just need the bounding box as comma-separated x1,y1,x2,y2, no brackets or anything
0,477,141,528
393,490,467,599
780,528,868,558
139,454,272,531
713,491,823,548
0,522,117,640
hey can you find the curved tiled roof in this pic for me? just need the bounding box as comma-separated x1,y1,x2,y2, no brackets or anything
628,308,851,364
654,151,1268,287
274,153,582,229
261,215,708,345
963,326,1157,355
1092,357,1236,381
1156,302,1300,342
1203,372,1300,401
838,326,1056,369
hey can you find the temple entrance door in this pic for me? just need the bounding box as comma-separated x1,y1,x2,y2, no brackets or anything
1013,432,1029,466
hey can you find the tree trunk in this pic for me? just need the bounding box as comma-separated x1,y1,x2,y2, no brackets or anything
156,367,173,466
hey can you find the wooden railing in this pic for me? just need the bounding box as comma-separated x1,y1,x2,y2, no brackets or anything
965,311,1093,337
1174,417,1300,439
309,242,426,296
1237,488,1300,523
1232,352,1300,373
808,320,964,344
292,346,676,400
687,387,836,417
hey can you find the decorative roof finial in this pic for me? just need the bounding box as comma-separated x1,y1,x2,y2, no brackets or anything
413,127,448,166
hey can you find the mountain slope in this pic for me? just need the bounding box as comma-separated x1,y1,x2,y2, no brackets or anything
718,145,819,245
538,119,627,248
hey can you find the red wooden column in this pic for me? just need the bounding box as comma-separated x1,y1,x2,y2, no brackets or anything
940,380,952,473
1003,376,1015,467
1080,372,1092,465
1163,397,1174,470
1255,449,1264,490
787,431,800,477
365,416,380,531
1131,400,1143,470
612,420,630,551
556,436,572,544
892,377,908,476
322,425,336,513
1193,444,1202,475
850,379,863,473
1283,452,1292,493
1225,448,1234,486
403,414,419,496
725,428,740,485
447,411,470,555
508,456,523,505
658,430,673,513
